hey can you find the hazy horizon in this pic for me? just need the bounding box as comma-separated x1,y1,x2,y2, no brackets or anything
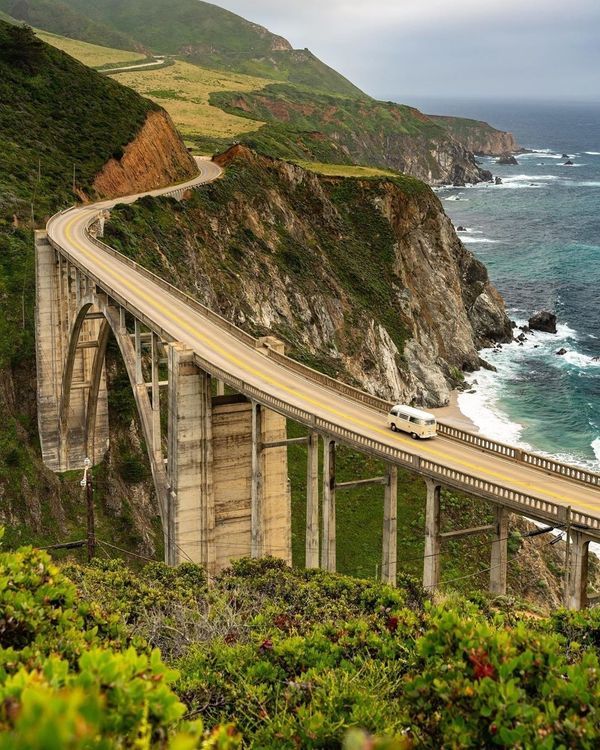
216,0,600,103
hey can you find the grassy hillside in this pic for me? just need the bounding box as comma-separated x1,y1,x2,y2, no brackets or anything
111,59,267,149
209,84,486,183
35,27,146,67
6,0,364,96
0,0,138,50
0,20,165,553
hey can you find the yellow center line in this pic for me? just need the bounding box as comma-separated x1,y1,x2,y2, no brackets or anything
60,210,599,514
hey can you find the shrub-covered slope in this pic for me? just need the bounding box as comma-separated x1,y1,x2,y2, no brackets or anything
431,114,523,156
0,21,193,553
3,540,600,748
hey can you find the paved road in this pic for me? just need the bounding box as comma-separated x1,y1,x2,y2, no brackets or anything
47,159,600,525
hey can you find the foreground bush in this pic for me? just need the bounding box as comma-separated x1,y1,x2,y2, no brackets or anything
0,532,237,748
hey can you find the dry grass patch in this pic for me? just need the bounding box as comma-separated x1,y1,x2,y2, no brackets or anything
295,161,400,178
110,60,266,142
35,30,146,68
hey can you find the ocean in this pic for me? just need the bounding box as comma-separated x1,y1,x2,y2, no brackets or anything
404,98,600,471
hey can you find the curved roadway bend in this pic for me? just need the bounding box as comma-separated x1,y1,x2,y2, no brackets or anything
48,158,600,522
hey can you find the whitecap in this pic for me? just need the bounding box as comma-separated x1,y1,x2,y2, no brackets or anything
458,381,529,447
584,151,600,155
559,350,600,368
519,150,562,159
460,237,498,244
593,437,600,463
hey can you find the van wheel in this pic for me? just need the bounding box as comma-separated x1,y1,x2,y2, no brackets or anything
410,432,419,440
391,423,397,432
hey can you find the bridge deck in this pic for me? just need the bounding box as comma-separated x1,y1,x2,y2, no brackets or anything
47,160,600,534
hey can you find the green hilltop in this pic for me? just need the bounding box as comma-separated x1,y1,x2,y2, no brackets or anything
3,0,364,96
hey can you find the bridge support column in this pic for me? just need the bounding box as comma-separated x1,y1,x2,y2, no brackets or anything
423,479,441,591
151,333,162,454
565,531,590,610
251,401,263,558
490,504,509,596
321,438,336,572
382,464,398,585
167,343,214,573
306,431,320,569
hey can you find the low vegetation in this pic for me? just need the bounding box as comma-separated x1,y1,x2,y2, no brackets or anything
110,60,267,147
2,535,600,748
35,29,146,68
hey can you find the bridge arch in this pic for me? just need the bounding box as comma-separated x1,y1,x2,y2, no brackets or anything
58,295,169,526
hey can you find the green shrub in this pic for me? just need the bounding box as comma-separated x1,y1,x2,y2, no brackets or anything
401,605,600,748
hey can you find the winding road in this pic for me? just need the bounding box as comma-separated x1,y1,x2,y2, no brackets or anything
46,157,600,536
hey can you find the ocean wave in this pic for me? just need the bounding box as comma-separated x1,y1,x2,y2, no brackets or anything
501,174,559,182
584,151,600,155
443,195,469,201
569,181,600,187
460,237,498,244
457,385,529,447
519,150,563,159
560,350,600,368
593,438,600,463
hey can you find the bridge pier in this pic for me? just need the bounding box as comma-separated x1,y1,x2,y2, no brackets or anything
423,479,442,591
490,504,509,596
251,401,264,558
565,530,590,610
306,432,320,569
166,343,214,571
382,464,398,585
322,437,336,572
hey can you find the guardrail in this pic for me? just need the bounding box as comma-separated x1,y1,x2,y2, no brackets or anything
437,423,600,489
191,349,600,538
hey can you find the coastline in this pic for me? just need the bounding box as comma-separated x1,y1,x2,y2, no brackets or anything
432,390,479,433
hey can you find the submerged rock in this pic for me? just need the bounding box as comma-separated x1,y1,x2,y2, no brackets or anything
556,348,568,356
495,176,503,185
529,310,558,334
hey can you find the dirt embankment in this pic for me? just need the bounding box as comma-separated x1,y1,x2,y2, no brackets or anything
93,109,197,198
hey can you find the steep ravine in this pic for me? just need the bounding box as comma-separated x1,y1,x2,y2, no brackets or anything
106,146,513,408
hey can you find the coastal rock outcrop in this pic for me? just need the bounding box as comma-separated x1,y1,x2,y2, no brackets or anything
497,154,519,165
429,115,523,156
93,110,197,198
529,311,558,334
107,146,512,407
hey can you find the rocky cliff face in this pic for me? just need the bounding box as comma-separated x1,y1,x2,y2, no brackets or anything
430,115,522,156
107,146,512,407
93,110,197,198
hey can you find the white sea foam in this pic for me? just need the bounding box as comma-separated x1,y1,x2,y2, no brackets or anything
584,151,600,155
460,237,498,244
457,385,528,447
593,438,600,463
519,150,562,159
560,350,600,368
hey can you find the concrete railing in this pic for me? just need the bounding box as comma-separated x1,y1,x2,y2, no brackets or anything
437,423,600,489
191,350,600,539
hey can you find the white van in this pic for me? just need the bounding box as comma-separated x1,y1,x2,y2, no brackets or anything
388,405,437,439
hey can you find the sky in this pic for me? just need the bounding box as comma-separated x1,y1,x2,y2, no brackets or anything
216,0,600,103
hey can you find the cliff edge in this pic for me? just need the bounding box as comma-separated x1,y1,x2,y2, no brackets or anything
107,146,512,407
93,110,197,198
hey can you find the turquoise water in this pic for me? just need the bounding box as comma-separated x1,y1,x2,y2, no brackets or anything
406,99,600,470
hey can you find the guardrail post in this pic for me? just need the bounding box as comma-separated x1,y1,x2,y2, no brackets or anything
306,432,320,569
423,479,442,591
251,401,264,558
490,504,509,596
565,530,590,610
321,437,336,572
382,464,398,585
